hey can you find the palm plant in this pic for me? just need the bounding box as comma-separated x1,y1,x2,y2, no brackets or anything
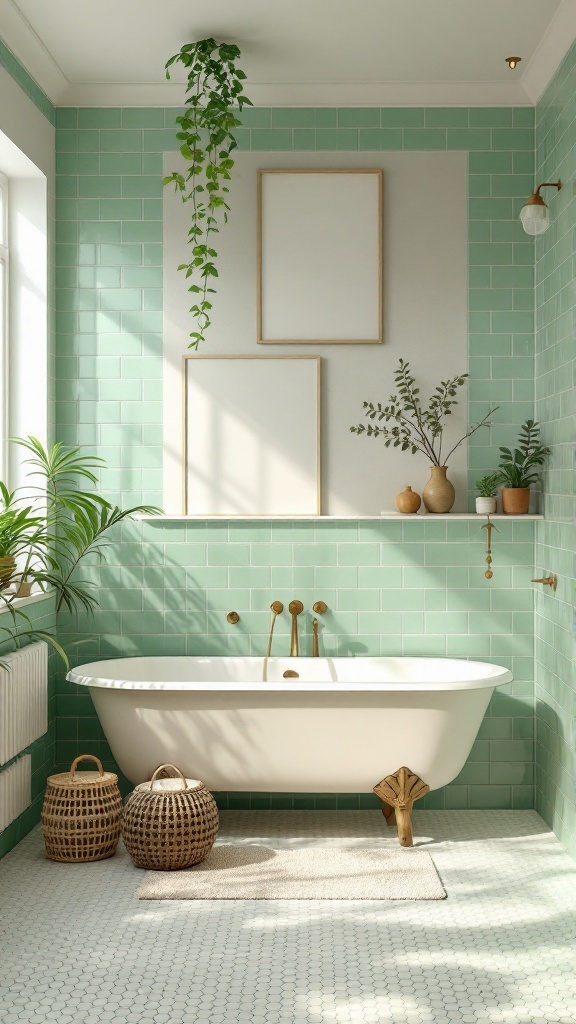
0,436,161,665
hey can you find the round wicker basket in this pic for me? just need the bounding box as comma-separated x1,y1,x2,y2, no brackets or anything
122,763,219,871
42,755,122,863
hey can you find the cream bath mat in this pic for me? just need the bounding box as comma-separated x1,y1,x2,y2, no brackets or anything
136,844,446,900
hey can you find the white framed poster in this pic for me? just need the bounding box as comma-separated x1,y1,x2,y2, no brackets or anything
258,169,383,344
183,355,321,515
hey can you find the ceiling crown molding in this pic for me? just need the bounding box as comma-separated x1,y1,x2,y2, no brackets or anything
521,0,576,103
0,0,69,102
58,80,534,109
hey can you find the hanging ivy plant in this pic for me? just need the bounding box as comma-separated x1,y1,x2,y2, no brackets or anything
163,38,252,348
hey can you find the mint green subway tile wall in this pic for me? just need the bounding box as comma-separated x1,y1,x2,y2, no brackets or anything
0,597,58,860
53,105,537,808
54,516,536,810
534,43,576,859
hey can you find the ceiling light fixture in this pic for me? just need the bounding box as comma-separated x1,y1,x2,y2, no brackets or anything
519,181,562,235
505,57,522,69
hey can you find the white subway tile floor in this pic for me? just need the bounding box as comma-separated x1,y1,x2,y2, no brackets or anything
1,811,576,1024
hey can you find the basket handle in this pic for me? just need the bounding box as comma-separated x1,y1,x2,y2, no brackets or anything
150,763,188,791
70,755,104,779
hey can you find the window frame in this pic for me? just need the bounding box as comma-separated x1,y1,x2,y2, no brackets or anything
0,170,8,482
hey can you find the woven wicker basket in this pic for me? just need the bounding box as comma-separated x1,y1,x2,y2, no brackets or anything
122,763,219,871
42,755,122,863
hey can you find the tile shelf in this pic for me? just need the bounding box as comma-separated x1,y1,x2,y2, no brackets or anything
139,514,544,522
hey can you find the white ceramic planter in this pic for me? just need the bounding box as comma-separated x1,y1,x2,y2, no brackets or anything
475,496,497,514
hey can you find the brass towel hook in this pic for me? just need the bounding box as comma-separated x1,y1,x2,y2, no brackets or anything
226,611,240,624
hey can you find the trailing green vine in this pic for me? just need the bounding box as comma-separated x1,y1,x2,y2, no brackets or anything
163,38,252,347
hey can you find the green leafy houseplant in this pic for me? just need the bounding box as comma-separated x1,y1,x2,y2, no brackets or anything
163,38,252,348
351,359,497,466
497,420,550,514
475,474,500,498
497,420,550,488
0,437,160,665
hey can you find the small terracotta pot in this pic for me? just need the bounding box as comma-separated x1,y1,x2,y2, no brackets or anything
422,466,455,514
501,487,530,514
476,496,497,515
395,486,421,514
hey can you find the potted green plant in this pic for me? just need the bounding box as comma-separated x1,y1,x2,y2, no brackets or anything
496,420,550,514
0,437,160,664
0,484,45,589
475,474,500,515
351,359,498,513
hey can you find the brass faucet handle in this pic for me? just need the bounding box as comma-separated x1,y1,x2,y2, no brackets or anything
288,600,304,615
531,575,557,591
312,601,327,614
270,601,284,614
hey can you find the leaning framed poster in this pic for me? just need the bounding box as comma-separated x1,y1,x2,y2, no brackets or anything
183,355,321,515
258,169,383,344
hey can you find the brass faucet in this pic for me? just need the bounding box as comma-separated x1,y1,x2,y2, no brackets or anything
312,617,319,657
288,600,304,656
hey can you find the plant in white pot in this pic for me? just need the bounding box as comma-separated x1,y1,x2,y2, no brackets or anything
496,420,550,514
475,474,500,515
351,359,498,513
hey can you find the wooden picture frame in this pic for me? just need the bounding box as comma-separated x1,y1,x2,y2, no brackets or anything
182,355,321,515
257,169,383,345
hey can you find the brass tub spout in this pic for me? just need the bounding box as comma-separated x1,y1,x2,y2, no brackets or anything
288,600,304,656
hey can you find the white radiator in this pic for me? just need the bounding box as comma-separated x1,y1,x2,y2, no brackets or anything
0,641,48,766
0,755,31,832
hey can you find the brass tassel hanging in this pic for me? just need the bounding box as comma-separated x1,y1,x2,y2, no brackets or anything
481,516,498,578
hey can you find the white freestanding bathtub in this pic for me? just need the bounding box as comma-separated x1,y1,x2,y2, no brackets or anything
68,656,512,793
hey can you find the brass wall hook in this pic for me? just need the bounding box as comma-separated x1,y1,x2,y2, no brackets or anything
531,574,557,592
312,601,327,614
226,611,240,624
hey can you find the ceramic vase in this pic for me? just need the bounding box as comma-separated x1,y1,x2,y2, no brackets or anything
422,466,455,514
475,496,497,515
395,486,421,514
501,487,530,514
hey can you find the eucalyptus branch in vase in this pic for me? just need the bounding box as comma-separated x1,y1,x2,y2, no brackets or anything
351,359,498,513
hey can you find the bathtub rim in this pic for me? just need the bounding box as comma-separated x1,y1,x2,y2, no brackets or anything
67,655,513,693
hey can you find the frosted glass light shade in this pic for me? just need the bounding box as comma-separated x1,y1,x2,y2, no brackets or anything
520,202,549,235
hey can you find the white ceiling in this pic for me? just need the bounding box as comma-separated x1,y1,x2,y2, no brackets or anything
1,0,575,107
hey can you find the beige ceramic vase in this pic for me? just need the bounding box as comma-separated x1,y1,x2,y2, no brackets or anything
422,466,455,514
395,486,422,514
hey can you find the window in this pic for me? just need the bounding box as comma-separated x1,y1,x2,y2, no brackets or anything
0,137,48,491
0,170,8,480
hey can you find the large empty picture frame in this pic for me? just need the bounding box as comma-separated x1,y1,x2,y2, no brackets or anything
258,169,382,344
183,356,320,515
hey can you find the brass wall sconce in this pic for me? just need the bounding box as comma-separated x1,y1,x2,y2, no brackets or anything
505,57,521,70
520,180,562,235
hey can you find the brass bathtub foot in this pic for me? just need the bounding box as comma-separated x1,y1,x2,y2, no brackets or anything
379,801,396,826
373,767,430,848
